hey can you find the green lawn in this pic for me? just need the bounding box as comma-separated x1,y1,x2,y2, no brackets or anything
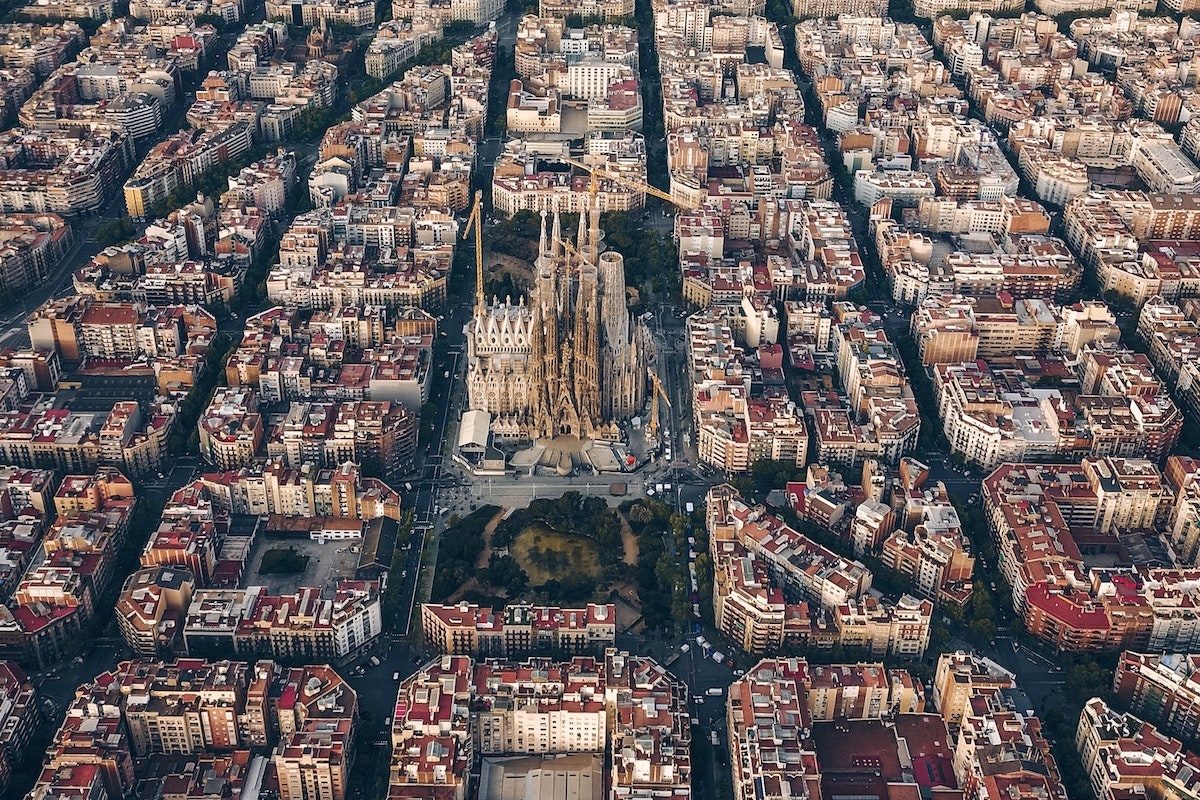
510,524,601,586
258,547,310,574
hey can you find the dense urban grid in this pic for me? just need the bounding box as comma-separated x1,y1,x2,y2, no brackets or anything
0,0,1195,798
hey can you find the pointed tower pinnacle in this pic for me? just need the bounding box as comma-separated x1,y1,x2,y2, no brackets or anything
538,209,548,258
588,191,601,267
576,203,588,260
551,211,562,258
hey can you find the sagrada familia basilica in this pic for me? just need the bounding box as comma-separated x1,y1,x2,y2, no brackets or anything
465,201,654,442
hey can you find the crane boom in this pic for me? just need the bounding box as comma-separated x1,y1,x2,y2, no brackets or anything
463,189,484,310
561,157,687,210
647,368,671,443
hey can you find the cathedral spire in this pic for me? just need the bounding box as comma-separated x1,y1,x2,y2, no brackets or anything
589,194,601,266
538,209,547,258
551,211,562,258
577,203,588,259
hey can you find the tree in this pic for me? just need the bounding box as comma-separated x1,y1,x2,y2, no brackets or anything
655,551,680,591
488,553,528,594
629,503,655,525
730,475,756,498
929,621,952,652
968,618,996,642
1064,659,1116,707
671,582,692,627
557,572,596,603
193,13,227,32
96,216,136,246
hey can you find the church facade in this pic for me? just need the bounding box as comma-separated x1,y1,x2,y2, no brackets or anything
466,204,652,441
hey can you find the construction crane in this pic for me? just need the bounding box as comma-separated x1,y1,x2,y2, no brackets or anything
561,156,692,211
463,189,484,310
647,367,671,444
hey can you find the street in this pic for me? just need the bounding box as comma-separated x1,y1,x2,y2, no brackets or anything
0,8,1084,800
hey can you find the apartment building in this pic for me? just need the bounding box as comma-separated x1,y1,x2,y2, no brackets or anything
128,0,242,21
933,356,1180,470
221,150,298,217
688,308,811,473
834,595,934,659
391,0,503,23
914,0,1022,14
265,400,418,478
0,214,73,296
197,388,263,469
1064,191,1200,306
0,466,57,522
854,170,937,208
0,661,38,799
124,123,254,220
1021,570,1200,655
728,657,957,800
121,658,253,756
910,294,1070,365
933,652,1016,727
474,657,608,755
31,669,136,800
880,506,974,607
791,311,923,468
950,676,1065,800
0,468,135,667
269,208,454,313
708,485,934,658
365,18,443,80
265,0,375,27
0,402,169,477
1138,298,1200,424
0,126,133,216
1112,651,1200,744
274,721,352,800
199,460,402,521
1077,698,1200,800
183,580,383,662
390,650,689,800
539,0,631,18
21,0,114,19
28,296,214,366
421,602,617,656
27,659,354,800
114,565,196,658
714,549,835,653
976,458,1200,653
732,508,872,610
491,146,646,217
271,664,357,800
879,222,1082,306
140,515,220,586
388,654,473,798
0,23,85,78
803,390,921,468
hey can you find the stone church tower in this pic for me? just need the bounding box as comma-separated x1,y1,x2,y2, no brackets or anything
465,198,652,441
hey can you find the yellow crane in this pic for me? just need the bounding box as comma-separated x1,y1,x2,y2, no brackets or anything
463,188,485,310
560,156,691,210
646,367,671,444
